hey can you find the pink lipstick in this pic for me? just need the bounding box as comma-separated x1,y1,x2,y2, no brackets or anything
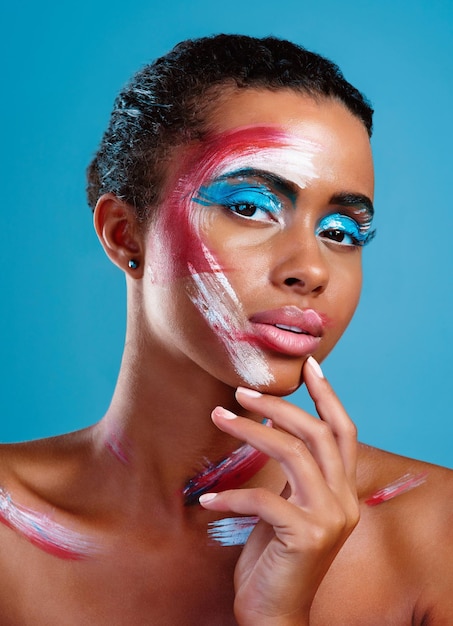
248,306,325,357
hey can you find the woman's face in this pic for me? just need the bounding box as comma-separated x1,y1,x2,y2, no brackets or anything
143,89,374,394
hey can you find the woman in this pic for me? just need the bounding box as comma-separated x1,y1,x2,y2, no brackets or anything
0,34,451,625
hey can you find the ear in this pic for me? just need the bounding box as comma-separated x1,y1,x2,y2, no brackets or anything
93,193,144,278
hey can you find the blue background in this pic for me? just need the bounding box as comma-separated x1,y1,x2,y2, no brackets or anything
1,0,452,467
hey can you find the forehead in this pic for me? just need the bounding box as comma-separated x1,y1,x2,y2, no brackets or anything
157,88,374,212
183,89,373,196
207,88,366,139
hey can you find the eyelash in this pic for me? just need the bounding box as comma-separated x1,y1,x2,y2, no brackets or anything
195,183,375,247
316,213,374,248
195,182,282,224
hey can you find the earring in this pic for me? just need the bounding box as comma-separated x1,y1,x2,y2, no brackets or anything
128,259,139,269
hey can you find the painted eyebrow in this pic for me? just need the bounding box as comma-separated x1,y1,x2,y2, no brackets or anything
208,171,374,219
214,167,298,201
330,192,375,219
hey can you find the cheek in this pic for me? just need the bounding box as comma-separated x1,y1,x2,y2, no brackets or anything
196,209,281,290
145,201,249,343
145,202,211,284
147,210,274,295
331,261,362,323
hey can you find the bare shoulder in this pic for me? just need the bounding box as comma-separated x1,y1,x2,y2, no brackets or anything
358,443,453,521
358,445,453,623
0,428,94,493
0,428,100,561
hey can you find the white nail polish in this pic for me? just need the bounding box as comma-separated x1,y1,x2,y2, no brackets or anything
236,387,262,398
307,356,324,378
199,493,218,504
217,407,238,420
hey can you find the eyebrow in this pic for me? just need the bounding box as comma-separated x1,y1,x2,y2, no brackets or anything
214,167,298,202
212,170,375,218
330,192,375,219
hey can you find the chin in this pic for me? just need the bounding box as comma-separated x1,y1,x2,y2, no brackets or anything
258,379,303,397
244,359,306,397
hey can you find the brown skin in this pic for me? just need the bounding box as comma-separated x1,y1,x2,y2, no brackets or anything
0,90,452,625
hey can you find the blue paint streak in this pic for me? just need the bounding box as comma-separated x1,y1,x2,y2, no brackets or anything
208,516,259,546
194,179,283,222
316,213,375,247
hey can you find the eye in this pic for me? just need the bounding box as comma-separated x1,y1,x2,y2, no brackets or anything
224,189,281,222
228,202,260,218
316,213,372,247
194,181,283,224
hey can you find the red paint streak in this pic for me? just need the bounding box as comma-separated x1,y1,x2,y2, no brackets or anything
365,472,428,506
105,430,131,465
183,448,269,506
205,448,269,493
183,417,273,505
149,126,295,284
0,513,88,561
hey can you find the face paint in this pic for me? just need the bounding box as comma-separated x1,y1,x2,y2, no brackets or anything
148,127,322,387
316,213,374,247
183,419,272,505
185,245,274,387
0,488,98,560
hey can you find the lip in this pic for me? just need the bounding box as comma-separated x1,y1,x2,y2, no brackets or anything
247,306,325,357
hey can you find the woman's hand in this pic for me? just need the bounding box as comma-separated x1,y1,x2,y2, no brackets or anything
199,356,359,626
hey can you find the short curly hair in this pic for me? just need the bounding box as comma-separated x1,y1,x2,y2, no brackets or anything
86,34,373,222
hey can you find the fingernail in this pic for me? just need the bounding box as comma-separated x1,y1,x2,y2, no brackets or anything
199,493,218,504
214,407,238,420
236,386,262,398
307,356,324,378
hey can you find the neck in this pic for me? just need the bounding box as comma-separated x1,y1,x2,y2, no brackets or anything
92,316,270,517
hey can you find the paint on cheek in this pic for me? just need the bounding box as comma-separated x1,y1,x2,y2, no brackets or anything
186,129,319,386
0,488,99,560
186,245,274,387
148,126,320,283
148,127,320,387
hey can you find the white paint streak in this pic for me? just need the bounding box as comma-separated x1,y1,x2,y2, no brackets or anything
186,135,321,387
0,488,98,558
214,139,321,189
187,246,273,387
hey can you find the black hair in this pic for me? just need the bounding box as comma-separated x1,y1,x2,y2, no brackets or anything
87,34,373,222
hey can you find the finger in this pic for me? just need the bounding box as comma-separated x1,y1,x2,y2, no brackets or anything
199,488,349,552
233,387,351,495
303,357,357,485
199,488,303,529
211,406,339,508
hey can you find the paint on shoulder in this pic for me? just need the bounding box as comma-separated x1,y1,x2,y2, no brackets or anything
0,487,99,560
364,472,428,506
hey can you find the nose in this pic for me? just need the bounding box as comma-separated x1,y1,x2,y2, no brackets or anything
269,227,329,296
